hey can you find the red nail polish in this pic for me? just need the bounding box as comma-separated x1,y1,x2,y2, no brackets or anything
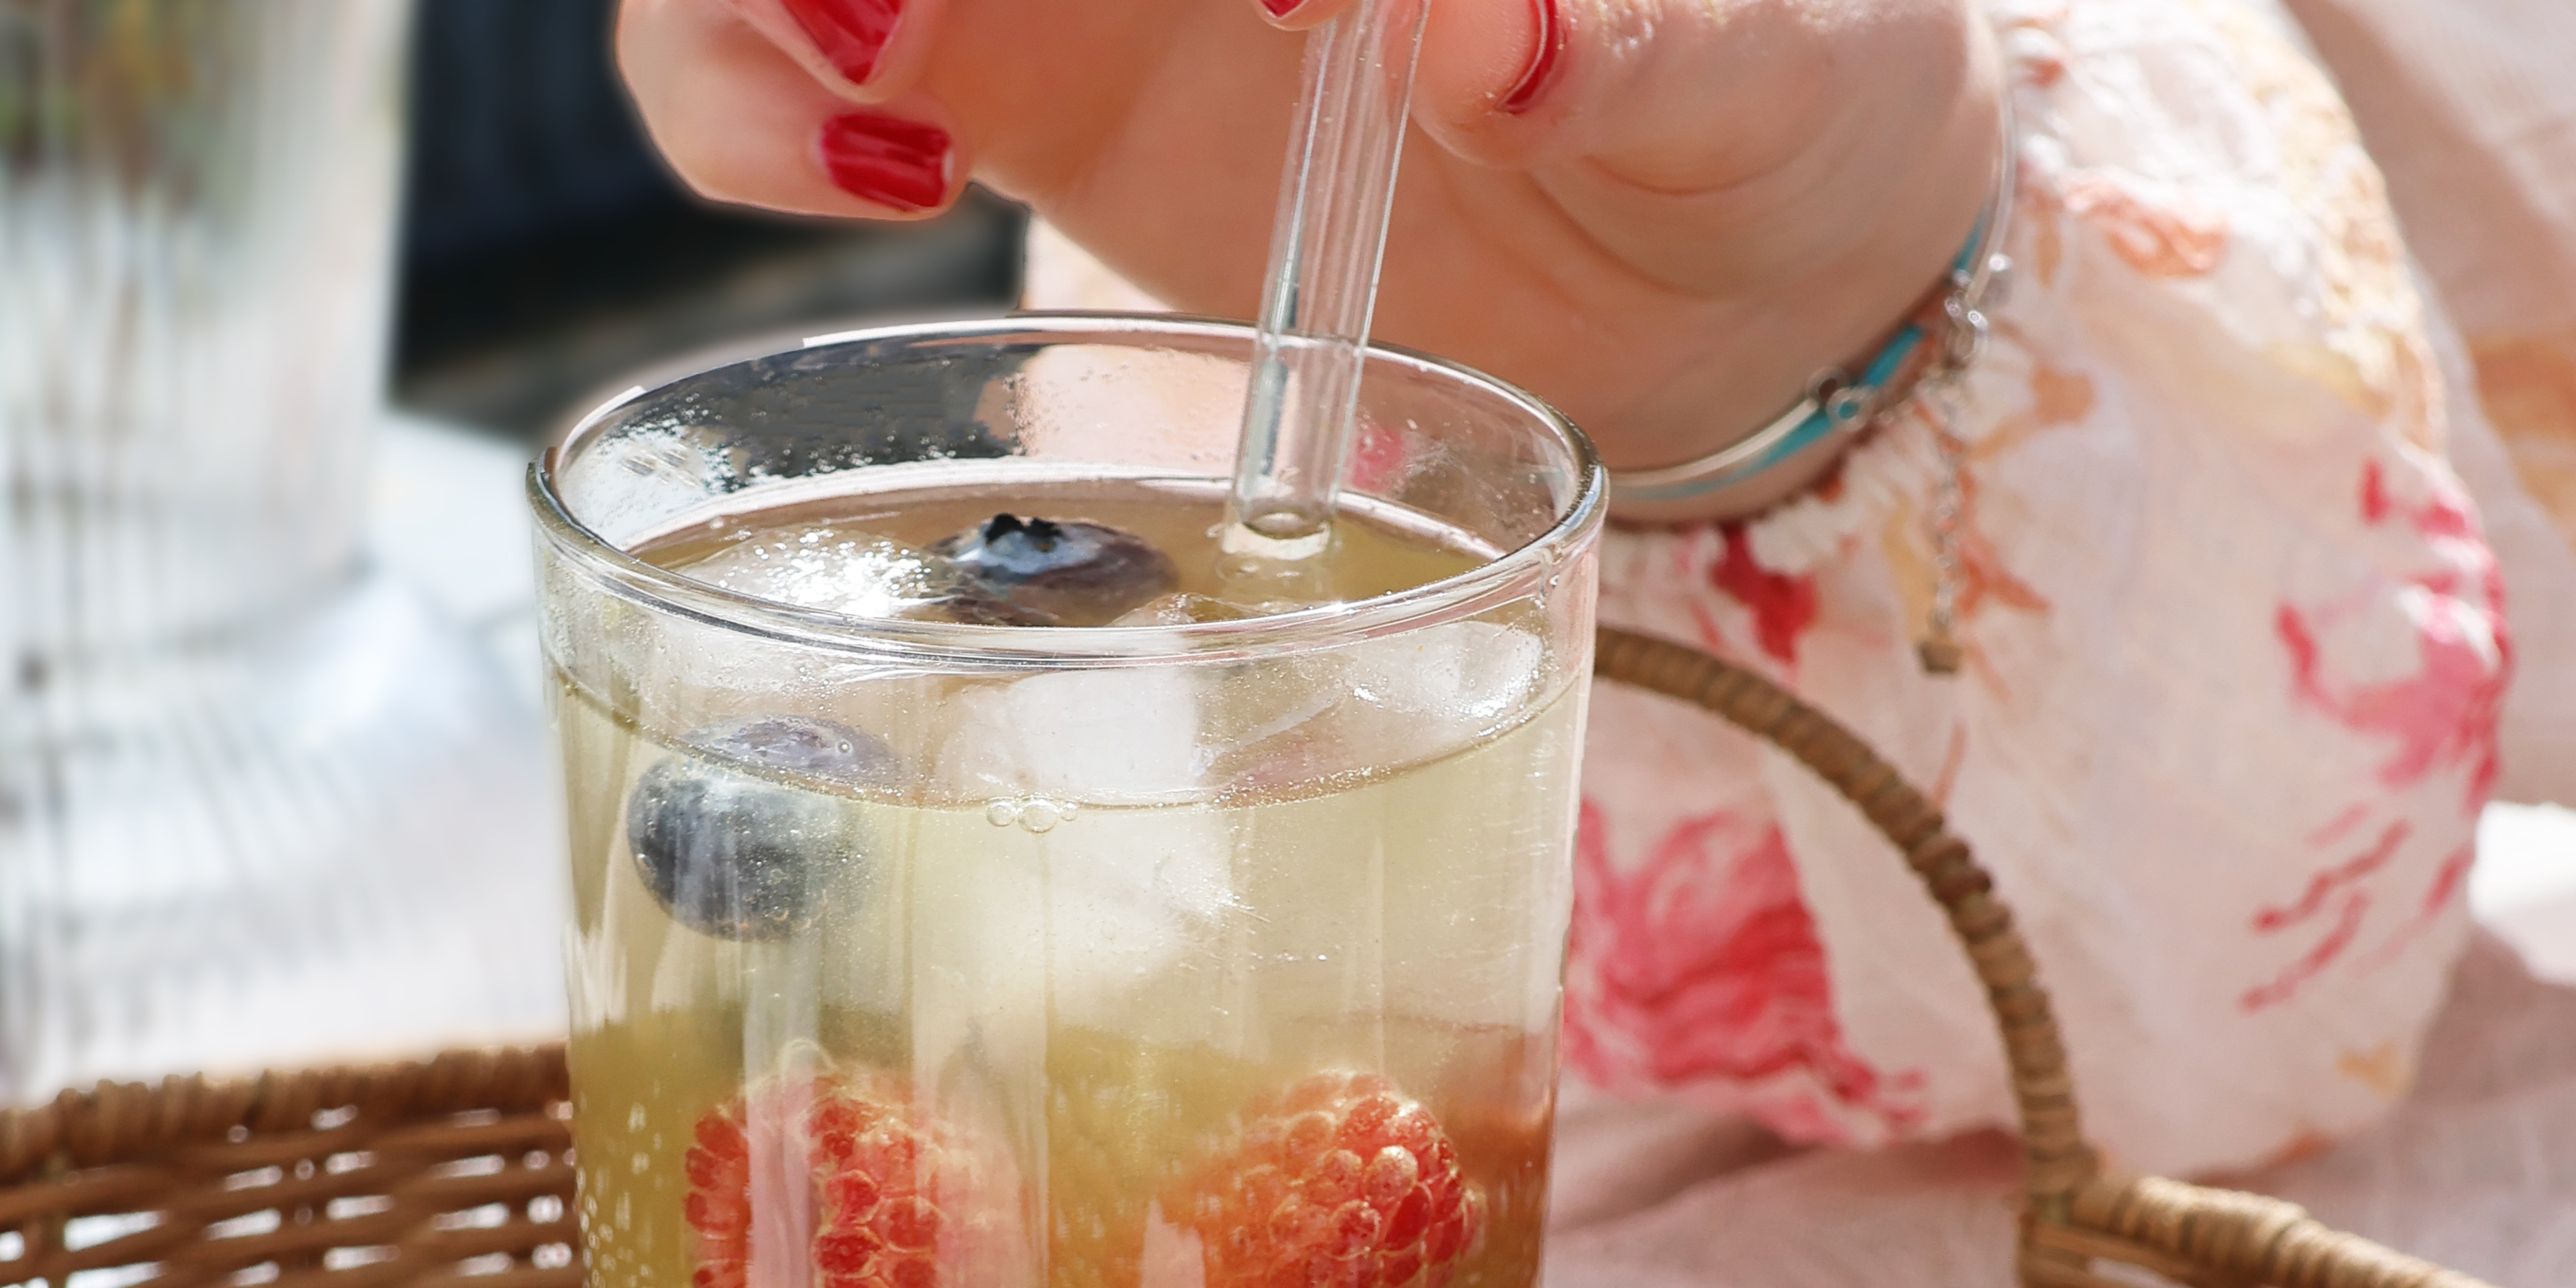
1261,0,1304,16
1501,0,1564,113
818,112,951,212
782,0,904,85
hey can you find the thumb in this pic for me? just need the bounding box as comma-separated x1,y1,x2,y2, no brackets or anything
1419,0,1974,178
1413,0,1997,292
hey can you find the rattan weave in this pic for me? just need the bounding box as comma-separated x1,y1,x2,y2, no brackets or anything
0,627,2500,1288
0,1046,575,1288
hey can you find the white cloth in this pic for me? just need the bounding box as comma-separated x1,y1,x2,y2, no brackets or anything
1544,934,2576,1287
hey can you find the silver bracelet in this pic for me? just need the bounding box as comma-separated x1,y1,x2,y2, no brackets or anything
1607,99,2019,524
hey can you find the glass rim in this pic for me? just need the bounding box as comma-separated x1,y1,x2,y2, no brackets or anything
528,312,1605,668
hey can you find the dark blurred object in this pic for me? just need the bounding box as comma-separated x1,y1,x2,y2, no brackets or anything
393,0,1024,440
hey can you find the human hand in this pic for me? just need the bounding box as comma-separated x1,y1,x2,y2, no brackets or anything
616,0,2002,494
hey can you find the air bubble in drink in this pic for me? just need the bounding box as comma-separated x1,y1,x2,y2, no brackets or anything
981,796,1075,833
1020,799,1066,833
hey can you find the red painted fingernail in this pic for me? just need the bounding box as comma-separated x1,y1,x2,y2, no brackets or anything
1500,0,1565,113
782,0,904,85
1261,0,1305,15
818,112,951,212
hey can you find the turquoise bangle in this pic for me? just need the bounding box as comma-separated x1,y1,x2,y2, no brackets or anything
1732,317,1932,485
1608,227,1986,512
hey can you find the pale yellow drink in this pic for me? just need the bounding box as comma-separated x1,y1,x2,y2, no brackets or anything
555,482,1581,1288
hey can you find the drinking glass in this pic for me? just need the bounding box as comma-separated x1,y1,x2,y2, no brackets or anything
533,314,1601,1288
0,0,563,1100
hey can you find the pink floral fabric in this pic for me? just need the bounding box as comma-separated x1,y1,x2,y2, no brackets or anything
2284,0,2576,804
1565,0,2523,1175
1019,0,2576,1181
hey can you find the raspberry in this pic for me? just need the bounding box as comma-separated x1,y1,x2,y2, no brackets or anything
1169,1071,1487,1288
682,1068,1017,1288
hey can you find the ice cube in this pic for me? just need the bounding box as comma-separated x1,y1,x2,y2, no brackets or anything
1344,622,1545,733
918,667,1235,1029
1290,622,1547,774
1110,593,1261,628
680,525,974,619
1035,807,1234,990
900,798,1237,1053
935,668,1209,805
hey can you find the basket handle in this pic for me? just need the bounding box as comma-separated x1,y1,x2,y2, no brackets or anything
1593,627,2497,1288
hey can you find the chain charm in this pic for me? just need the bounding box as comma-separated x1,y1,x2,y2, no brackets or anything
1912,270,1998,678
1919,399,1968,676
1912,243,2009,677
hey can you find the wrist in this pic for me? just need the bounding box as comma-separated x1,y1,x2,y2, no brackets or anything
1596,15,2007,523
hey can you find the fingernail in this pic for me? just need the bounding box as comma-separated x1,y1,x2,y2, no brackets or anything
1261,0,1305,15
782,0,904,85
1500,0,1565,113
818,112,951,212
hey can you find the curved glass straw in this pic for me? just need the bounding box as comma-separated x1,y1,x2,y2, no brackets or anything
1224,0,1431,561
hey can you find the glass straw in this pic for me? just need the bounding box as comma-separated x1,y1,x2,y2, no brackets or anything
1224,0,1431,561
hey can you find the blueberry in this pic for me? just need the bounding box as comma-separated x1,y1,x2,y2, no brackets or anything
932,514,1179,627
625,717,897,941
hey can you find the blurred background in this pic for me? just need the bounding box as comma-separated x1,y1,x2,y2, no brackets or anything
5,3,2576,1285
0,0,1033,1099
394,0,1026,442
4,0,2574,1109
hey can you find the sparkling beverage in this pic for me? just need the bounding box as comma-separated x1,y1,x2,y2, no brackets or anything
534,318,1602,1288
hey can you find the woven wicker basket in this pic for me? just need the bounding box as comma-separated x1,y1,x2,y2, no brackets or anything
0,628,2499,1288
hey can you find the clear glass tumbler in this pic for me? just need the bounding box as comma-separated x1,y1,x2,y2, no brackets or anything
533,315,1601,1288
0,0,564,1101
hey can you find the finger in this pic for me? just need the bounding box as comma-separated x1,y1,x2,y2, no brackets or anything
1419,0,1976,186
619,0,967,219
717,0,945,100
1418,0,1857,180
1250,0,1360,32
911,0,1299,297
1411,0,1565,157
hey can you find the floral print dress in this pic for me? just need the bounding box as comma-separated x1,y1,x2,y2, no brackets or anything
1566,0,2521,1176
